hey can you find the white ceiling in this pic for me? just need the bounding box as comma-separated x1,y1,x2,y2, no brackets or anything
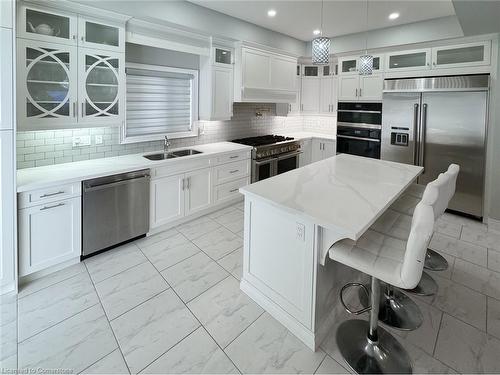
189,0,456,41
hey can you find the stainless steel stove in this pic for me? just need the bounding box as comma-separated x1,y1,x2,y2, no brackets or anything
232,135,302,182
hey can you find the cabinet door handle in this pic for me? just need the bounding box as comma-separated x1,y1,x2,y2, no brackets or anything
82,102,85,117
359,88,362,97
229,170,239,174
229,155,238,159
229,188,239,193
182,178,185,190
187,177,191,189
81,36,84,42
73,102,77,117
355,88,358,97
40,191,65,198
40,203,65,211
72,35,76,41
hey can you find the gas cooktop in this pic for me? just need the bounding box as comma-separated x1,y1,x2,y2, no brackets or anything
231,135,295,147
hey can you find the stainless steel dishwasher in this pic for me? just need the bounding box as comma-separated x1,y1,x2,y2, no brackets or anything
82,169,150,257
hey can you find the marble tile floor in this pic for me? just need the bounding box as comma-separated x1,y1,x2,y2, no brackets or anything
3,203,500,374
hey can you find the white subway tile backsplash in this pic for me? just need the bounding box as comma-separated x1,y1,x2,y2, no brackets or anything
16,104,336,169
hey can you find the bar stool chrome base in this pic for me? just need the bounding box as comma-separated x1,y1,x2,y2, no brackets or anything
360,283,423,331
424,249,448,271
337,319,412,374
407,271,438,296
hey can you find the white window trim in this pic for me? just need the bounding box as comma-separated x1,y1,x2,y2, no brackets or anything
121,62,199,144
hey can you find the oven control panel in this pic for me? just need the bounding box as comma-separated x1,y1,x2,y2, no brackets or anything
255,142,301,159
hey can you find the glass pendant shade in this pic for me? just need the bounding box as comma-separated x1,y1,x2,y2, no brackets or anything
359,54,373,75
312,37,330,65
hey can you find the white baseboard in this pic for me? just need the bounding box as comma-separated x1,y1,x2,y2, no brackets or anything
19,257,80,286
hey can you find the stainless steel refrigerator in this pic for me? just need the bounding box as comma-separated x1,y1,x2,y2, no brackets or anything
381,75,489,218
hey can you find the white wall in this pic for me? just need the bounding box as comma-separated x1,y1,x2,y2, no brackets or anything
74,0,306,56
305,16,463,56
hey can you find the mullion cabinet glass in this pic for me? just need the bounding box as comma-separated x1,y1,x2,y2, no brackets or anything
79,48,124,123
17,39,78,130
386,49,430,71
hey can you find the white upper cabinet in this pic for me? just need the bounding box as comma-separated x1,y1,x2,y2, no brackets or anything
18,3,78,45
1,0,13,28
320,76,337,114
78,16,124,52
16,2,126,130
1,28,13,130
338,74,383,102
78,48,124,124
199,45,234,121
359,74,383,101
431,41,491,69
386,48,431,71
234,45,297,103
270,55,296,91
338,75,359,101
17,38,78,129
300,77,320,113
212,67,233,119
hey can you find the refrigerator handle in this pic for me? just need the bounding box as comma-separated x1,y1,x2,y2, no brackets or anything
420,103,428,169
413,103,419,165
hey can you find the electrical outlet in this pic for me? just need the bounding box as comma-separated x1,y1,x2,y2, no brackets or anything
296,223,305,241
72,136,91,147
95,135,103,145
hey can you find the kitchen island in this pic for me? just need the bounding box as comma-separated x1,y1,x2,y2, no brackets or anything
239,154,423,350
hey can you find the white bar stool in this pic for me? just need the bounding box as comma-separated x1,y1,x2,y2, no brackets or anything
330,190,436,374
360,165,459,332
393,165,460,273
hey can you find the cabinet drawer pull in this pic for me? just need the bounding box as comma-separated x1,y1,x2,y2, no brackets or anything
229,188,239,193
39,191,65,198
229,155,239,159
40,203,65,211
229,170,239,174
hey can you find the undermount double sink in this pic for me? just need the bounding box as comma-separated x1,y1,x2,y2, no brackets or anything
143,149,202,161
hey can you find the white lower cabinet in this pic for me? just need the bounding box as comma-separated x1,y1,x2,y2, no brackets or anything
150,173,185,228
311,139,336,163
19,196,81,277
150,169,211,229
185,168,212,216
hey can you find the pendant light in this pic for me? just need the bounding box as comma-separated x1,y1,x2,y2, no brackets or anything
359,0,373,75
312,0,330,65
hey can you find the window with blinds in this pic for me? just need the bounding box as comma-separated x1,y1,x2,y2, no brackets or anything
122,63,199,143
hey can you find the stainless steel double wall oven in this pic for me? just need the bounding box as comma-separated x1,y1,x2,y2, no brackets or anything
336,102,382,159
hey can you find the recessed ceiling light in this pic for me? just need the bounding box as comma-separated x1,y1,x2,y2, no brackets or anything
389,12,400,20
267,9,276,17
313,29,321,35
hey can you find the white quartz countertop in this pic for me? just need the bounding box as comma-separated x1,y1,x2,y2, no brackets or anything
240,154,423,240
283,131,336,141
17,142,252,193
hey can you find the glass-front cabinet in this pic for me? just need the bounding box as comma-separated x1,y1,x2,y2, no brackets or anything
386,49,431,71
432,41,491,69
78,16,124,52
19,4,77,45
79,49,124,123
339,55,383,75
17,39,78,129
